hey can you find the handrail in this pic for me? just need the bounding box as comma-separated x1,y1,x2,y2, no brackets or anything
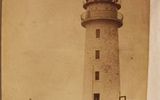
83,0,121,5
81,10,123,22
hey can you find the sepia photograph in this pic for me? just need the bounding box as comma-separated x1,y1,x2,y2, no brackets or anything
1,0,160,100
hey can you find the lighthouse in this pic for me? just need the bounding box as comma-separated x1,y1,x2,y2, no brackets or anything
81,0,123,100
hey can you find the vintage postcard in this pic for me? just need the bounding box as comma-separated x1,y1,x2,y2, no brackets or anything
2,0,158,100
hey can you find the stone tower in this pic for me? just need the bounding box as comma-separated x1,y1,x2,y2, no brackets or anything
81,0,123,100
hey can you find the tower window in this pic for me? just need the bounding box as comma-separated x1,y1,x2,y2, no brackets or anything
95,50,100,59
94,93,100,100
119,96,126,100
95,71,100,80
96,29,100,38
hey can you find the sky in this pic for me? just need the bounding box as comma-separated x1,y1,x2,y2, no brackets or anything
2,0,151,100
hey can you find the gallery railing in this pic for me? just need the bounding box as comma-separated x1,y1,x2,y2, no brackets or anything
82,0,121,6
81,10,123,24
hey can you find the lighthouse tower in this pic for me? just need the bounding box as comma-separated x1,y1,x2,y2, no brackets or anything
81,0,123,100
